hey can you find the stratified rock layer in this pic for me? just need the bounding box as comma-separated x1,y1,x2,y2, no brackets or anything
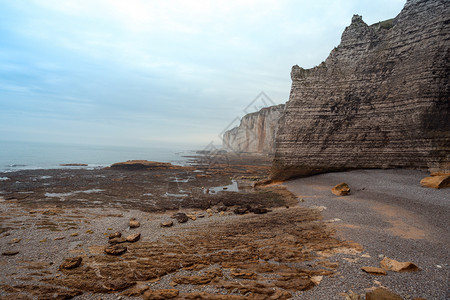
272,0,450,180
223,104,285,154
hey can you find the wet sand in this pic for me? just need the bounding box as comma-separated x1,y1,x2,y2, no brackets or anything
285,169,449,299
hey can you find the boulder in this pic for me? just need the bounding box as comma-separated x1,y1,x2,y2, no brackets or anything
331,183,351,196
59,257,82,270
380,257,419,272
129,218,140,228
126,233,141,243
420,175,450,189
160,221,174,227
171,213,189,223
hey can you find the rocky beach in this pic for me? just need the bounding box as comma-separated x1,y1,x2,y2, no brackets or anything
0,153,448,299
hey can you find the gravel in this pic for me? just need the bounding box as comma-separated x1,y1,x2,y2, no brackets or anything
285,169,450,300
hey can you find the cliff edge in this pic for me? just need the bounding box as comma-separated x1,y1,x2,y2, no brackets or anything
223,104,285,155
271,0,450,180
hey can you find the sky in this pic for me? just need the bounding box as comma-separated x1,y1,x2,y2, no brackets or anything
0,0,406,149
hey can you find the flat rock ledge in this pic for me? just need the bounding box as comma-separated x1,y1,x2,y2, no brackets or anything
108,160,192,171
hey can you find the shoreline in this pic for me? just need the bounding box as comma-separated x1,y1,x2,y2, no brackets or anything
0,157,447,299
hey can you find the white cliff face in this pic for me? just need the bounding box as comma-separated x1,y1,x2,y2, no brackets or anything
222,104,285,155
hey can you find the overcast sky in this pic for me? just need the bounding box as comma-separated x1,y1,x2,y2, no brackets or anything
0,0,406,148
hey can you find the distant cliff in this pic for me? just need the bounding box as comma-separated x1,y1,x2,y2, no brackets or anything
272,0,450,180
223,104,285,154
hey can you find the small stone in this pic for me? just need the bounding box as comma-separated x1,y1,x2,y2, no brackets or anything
331,182,351,196
217,206,227,212
160,221,174,227
70,233,79,237
109,232,122,239
2,251,19,256
104,244,127,255
311,275,323,285
129,219,140,228
366,287,403,300
126,233,141,243
361,266,387,275
250,207,269,214
233,207,248,215
8,238,21,244
109,237,127,244
59,257,82,269
436,265,442,268
380,257,420,272
171,213,189,223
197,214,205,218
187,214,197,221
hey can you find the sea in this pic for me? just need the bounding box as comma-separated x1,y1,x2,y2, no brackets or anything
0,140,195,173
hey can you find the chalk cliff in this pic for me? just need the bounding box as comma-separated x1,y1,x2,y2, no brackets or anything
272,0,450,180
223,104,285,154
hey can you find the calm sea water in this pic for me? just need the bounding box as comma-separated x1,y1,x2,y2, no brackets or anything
0,140,193,172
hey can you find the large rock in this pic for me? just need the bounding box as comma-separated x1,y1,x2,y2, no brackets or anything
331,183,351,196
380,257,419,272
420,175,450,189
223,104,285,154
271,0,450,180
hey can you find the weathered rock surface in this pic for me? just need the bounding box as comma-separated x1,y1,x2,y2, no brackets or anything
223,104,285,154
272,0,450,180
420,175,450,189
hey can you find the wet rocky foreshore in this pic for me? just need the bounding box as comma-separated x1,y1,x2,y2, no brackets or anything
0,154,443,299
0,154,355,299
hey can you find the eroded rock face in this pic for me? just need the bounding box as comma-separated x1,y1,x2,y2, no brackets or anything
223,104,285,155
272,0,450,180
